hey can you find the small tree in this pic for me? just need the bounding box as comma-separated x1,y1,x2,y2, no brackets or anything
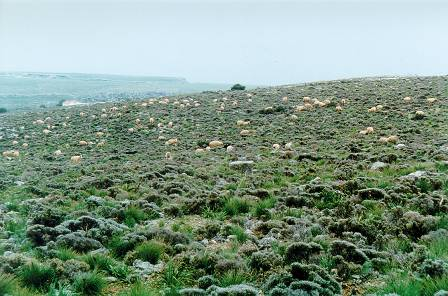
231,84,246,91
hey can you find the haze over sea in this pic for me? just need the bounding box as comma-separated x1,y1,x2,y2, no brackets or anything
0,72,229,112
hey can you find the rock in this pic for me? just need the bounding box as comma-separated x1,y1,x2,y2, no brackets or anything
133,259,163,276
401,170,427,181
370,161,388,171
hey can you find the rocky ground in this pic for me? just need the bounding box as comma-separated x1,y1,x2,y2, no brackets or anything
0,76,447,296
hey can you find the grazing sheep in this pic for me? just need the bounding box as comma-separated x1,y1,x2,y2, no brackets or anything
70,155,82,163
149,117,155,124
165,138,178,145
100,114,107,118
43,129,51,135
195,148,206,153
285,142,293,150
236,120,250,126
2,150,20,158
79,112,86,117
79,141,88,146
128,128,135,133
427,97,437,104
34,119,45,125
135,119,141,125
366,127,374,134
415,110,426,119
157,123,163,128
379,135,399,144
240,129,252,136
336,105,343,112
54,150,63,156
158,135,166,141
282,96,288,102
341,98,348,105
96,132,104,137
97,141,106,147
165,152,172,160
22,143,28,148
403,96,412,102
272,144,280,150
12,140,18,145
226,145,235,153
209,140,224,148
295,105,306,112
168,122,174,128
303,96,312,103
290,114,298,120
368,107,377,113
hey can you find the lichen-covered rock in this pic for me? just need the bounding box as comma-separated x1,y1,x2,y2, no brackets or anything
418,259,448,278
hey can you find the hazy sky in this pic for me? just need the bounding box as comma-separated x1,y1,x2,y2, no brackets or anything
1,0,447,85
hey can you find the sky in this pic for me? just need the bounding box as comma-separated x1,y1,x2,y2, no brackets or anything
0,0,447,85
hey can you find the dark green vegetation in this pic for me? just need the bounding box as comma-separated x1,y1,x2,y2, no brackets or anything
231,83,246,91
1,76,448,295
0,107,7,113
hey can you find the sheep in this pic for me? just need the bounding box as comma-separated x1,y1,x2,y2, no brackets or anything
167,122,174,128
290,114,298,120
2,150,20,158
165,152,172,160
149,117,155,124
128,128,135,133
97,141,106,147
427,97,437,104
157,123,163,128
12,140,18,145
240,129,252,136
295,105,306,112
100,114,107,118
71,155,82,163
236,120,250,126
415,110,426,119
43,129,51,135
34,119,45,125
303,96,312,103
158,135,166,141
341,98,348,105
226,145,235,153
209,140,224,148
285,142,293,150
54,150,63,156
135,119,141,125
195,148,206,153
335,105,343,112
272,144,281,150
165,138,178,145
79,112,86,117
194,103,200,107
282,96,288,102
22,143,28,148
96,132,104,137
79,141,88,146
366,127,374,134
403,96,412,102
379,135,398,144
368,107,377,113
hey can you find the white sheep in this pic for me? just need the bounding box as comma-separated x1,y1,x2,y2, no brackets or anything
427,97,437,104
208,140,224,148
2,150,20,158
240,129,252,136
236,120,250,126
335,105,343,112
226,145,235,153
79,141,88,146
43,129,51,135
54,150,63,156
70,155,82,163
149,117,155,124
403,96,412,102
272,144,281,150
22,143,28,148
282,96,288,102
165,152,172,160
285,142,293,150
165,138,178,145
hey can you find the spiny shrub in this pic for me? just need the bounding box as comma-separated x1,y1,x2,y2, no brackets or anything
231,84,246,91
284,242,323,263
135,240,165,264
19,262,56,291
73,272,106,296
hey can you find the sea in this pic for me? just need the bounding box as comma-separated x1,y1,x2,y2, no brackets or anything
0,72,230,112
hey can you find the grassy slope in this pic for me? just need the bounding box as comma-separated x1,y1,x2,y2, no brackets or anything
0,76,448,295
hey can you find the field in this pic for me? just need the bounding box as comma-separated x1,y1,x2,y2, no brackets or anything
0,76,448,295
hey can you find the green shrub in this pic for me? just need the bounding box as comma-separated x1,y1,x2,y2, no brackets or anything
19,262,56,291
119,281,158,296
252,197,276,219
223,198,251,216
230,84,245,91
83,253,129,279
219,270,253,287
0,107,7,113
227,225,249,243
123,206,147,227
73,272,106,296
135,240,165,264
55,247,78,261
108,236,135,258
0,274,15,295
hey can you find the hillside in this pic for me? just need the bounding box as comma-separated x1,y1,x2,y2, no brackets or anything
1,76,448,296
